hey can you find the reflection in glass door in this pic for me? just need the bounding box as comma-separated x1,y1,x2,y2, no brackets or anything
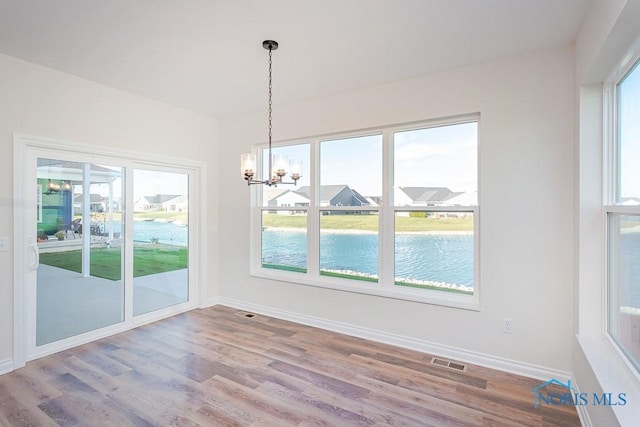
133,169,189,316
36,158,124,345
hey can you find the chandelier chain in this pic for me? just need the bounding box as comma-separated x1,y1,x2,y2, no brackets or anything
268,47,273,147
242,40,299,187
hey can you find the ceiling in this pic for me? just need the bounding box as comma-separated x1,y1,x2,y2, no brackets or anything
0,0,591,118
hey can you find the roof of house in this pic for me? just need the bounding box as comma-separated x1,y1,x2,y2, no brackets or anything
398,187,462,203
351,189,369,205
295,185,350,202
264,188,292,203
141,194,182,204
74,194,105,203
366,196,383,205
621,197,640,206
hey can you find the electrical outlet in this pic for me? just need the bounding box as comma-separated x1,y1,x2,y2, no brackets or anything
0,236,8,252
502,318,513,334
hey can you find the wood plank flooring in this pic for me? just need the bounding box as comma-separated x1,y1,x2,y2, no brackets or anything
0,305,580,426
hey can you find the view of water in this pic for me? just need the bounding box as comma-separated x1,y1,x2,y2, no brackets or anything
396,233,473,286
619,231,640,308
99,222,640,305
262,229,474,288
106,220,188,246
101,221,640,305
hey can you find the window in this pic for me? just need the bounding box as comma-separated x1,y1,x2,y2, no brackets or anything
262,210,308,273
607,59,640,373
393,123,477,294
319,135,382,281
260,144,310,273
251,116,479,307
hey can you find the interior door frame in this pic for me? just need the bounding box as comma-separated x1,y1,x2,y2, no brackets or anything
13,133,207,369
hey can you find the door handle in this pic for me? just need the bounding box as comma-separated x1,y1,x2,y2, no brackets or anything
28,238,39,271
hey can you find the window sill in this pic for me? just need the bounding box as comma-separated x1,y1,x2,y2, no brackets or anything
251,268,480,311
577,334,640,426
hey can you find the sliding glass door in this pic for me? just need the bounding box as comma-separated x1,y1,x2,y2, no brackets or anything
36,158,125,345
16,136,200,362
133,169,189,316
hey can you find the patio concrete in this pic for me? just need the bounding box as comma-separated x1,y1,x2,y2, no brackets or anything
36,264,188,346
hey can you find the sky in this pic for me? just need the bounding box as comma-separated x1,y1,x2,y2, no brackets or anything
262,122,478,199
620,60,640,200
71,121,479,204
75,168,189,201
133,170,188,200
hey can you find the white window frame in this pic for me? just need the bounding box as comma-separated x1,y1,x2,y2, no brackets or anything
604,47,640,379
249,114,480,310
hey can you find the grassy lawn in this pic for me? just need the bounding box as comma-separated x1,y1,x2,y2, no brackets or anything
39,245,187,281
262,263,471,294
263,263,378,283
395,281,473,295
262,263,307,273
262,213,473,232
320,270,378,283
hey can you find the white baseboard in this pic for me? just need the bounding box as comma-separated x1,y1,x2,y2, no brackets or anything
0,358,14,375
201,296,220,309
570,377,593,427
218,298,573,382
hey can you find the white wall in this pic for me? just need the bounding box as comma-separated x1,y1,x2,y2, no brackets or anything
218,47,575,372
0,53,218,364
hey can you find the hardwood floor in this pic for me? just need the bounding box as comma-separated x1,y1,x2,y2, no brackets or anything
0,306,580,426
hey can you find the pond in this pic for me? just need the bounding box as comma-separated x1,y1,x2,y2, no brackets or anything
262,229,474,290
104,220,188,246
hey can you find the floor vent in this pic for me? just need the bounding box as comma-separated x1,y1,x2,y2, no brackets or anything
236,312,258,319
431,357,467,372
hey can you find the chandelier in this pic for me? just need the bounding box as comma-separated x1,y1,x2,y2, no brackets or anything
241,40,301,186
46,179,71,194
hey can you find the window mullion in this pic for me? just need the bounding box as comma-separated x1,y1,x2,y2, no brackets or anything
307,140,320,277
123,165,134,321
380,129,395,288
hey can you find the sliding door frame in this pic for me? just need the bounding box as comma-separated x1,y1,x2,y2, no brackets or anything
13,133,207,369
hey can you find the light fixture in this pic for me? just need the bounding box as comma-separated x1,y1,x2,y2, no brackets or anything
47,179,61,193
46,179,71,194
241,40,301,187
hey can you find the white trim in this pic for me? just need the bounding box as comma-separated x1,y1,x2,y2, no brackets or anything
13,136,31,370
0,358,13,375
604,204,640,214
250,116,480,310
577,334,640,426
13,133,206,367
202,296,220,308
601,38,640,383
606,34,640,89
578,34,640,425
14,133,205,169
252,268,479,311
218,298,568,381
570,377,594,427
